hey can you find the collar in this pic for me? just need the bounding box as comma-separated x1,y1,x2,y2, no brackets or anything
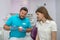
17,14,25,20
40,20,50,24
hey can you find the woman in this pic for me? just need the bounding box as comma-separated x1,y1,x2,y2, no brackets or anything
35,6,57,40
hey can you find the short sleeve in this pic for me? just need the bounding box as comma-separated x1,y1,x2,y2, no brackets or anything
51,21,57,31
6,16,12,26
36,22,39,28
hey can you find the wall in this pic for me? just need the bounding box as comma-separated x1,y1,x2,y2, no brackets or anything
0,0,11,40
56,0,60,40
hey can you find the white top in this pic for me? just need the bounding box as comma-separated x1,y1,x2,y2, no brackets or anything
36,20,57,40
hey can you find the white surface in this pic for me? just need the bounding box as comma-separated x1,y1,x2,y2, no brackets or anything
0,31,2,35
0,0,11,40
56,0,60,40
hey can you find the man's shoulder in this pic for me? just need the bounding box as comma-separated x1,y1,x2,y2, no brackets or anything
10,14,19,18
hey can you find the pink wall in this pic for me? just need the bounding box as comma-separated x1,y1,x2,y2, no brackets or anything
11,0,29,13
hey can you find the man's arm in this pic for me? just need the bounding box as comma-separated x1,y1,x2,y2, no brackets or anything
26,28,32,33
3,24,10,31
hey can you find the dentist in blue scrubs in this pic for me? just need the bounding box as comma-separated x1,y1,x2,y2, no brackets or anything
3,7,32,40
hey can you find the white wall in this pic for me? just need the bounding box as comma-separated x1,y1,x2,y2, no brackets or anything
0,0,11,27
56,0,60,40
0,0,11,40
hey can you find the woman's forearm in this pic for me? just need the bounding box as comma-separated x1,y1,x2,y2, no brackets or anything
51,31,57,40
36,33,40,40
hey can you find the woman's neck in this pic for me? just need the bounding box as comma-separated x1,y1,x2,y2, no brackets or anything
41,17,47,23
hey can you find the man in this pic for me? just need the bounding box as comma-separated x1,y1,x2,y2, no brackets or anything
3,7,32,40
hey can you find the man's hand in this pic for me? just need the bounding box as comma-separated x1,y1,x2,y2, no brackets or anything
18,27,23,31
3,24,10,31
26,28,32,33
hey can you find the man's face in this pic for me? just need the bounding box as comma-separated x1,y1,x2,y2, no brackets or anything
19,10,27,19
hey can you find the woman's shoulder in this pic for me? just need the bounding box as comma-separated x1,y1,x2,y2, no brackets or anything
49,20,57,25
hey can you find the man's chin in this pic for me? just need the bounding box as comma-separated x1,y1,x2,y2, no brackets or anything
20,16,24,18
20,17,25,20
21,17,24,19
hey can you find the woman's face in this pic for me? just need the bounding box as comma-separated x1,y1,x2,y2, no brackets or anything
36,12,44,21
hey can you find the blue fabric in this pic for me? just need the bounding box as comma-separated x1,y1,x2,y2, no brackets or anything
6,14,31,38
10,25,18,31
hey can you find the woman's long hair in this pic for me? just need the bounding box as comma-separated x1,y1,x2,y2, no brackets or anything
35,6,53,20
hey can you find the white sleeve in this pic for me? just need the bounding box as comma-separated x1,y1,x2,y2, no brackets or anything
51,21,57,31
36,22,39,28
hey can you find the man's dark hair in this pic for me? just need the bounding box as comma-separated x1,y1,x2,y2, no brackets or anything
20,7,28,13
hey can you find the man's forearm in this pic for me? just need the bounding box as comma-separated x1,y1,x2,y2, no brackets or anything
3,24,10,31
26,28,32,32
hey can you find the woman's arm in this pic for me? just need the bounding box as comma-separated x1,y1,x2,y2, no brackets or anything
51,31,57,40
36,32,40,40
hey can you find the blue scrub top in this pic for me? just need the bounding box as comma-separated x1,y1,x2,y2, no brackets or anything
6,14,31,38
